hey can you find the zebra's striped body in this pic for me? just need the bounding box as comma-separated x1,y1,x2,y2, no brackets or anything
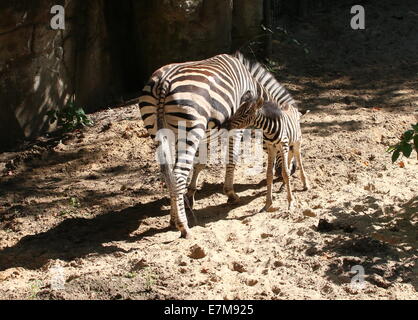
226,96,310,212
139,54,265,238
138,53,300,238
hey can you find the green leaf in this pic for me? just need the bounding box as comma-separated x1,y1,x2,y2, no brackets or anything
392,150,401,163
292,39,301,46
387,145,397,153
400,142,413,158
403,130,414,141
75,108,86,116
412,123,418,132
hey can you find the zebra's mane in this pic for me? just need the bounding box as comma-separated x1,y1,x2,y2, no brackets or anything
233,51,296,107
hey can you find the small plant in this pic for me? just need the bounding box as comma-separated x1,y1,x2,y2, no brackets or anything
28,280,44,300
387,123,418,162
265,58,281,73
47,100,93,132
262,25,310,55
69,197,81,208
58,197,81,217
143,267,157,292
124,272,137,279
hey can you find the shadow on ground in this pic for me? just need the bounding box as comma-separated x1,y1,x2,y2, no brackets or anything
316,195,418,291
0,180,270,271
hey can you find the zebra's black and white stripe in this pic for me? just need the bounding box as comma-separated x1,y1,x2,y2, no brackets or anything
226,94,310,212
138,52,299,238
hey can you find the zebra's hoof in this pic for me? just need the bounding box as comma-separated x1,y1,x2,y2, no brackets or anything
227,194,240,204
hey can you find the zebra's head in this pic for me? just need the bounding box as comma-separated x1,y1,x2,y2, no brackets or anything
224,92,264,130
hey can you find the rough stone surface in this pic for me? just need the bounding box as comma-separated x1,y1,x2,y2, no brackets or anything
132,0,233,83
0,0,264,151
232,0,264,50
0,0,75,150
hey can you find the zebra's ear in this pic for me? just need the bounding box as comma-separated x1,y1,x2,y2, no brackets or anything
241,90,254,103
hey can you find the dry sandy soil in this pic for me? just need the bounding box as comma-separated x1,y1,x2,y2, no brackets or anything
0,0,417,300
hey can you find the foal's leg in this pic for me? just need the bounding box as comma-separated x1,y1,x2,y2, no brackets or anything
293,141,310,191
279,142,294,210
224,129,244,204
186,163,206,209
261,146,277,212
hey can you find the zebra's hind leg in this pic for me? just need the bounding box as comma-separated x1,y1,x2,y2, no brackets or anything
186,163,206,209
172,127,205,239
224,129,243,204
293,141,310,191
260,146,277,212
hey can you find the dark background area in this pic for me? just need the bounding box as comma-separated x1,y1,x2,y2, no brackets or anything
0,0,416,151
0,0,338,150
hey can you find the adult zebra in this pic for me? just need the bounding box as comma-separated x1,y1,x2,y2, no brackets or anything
138,52,294,238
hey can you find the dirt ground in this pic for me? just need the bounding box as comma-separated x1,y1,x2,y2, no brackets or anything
0,0,417,300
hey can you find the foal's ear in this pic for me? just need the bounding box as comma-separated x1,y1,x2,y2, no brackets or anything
282,102,290,111
253,96,264,110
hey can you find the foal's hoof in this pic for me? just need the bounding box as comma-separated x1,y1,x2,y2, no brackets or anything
180,229,193,239
287,202,295,212
277,183,285,193
260,205,277,213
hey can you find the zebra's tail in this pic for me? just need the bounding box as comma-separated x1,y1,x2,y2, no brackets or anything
155,80,197,226
156,80,176,196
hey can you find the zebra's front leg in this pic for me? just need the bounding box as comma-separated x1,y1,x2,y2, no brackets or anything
280,142,294,210
261,146,277,212
186,163,206,209
224,129,243,204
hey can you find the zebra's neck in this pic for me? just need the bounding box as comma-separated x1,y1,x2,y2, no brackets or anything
235,51,296,109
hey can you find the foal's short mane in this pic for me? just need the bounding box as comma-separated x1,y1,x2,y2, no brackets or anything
260,101,283,119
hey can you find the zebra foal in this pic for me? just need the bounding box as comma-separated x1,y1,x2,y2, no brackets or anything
225,94,310,212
